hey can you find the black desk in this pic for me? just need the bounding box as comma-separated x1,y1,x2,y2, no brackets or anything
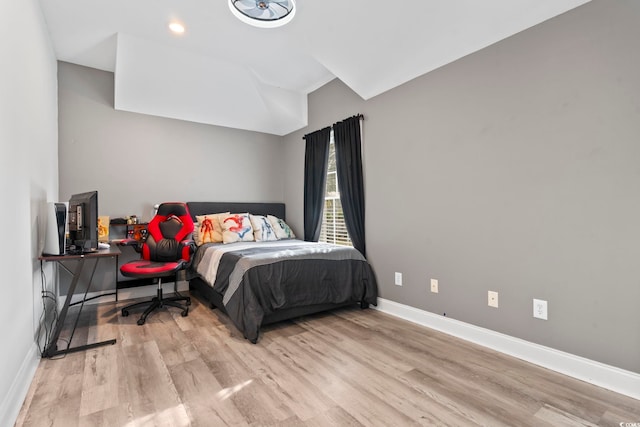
39,246,121,358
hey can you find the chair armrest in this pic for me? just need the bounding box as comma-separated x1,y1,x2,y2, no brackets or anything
116,238,143,253
179,239,196,262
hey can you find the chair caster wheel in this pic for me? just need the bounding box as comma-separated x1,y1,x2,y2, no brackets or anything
181,309,189,317
137,318,145,325
122,309,129,317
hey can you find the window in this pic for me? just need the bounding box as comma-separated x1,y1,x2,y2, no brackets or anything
319,133,352,246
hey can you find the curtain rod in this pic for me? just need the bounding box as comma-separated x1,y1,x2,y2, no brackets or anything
302,114,364,140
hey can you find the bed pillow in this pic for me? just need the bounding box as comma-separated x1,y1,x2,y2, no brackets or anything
267,215,296,240
192,223,199,243
194,212,229,245
250,214,278,242
221,213,255,243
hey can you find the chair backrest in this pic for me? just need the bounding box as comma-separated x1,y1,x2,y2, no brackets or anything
142,202,194,262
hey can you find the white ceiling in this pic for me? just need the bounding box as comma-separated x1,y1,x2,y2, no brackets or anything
39,0,591,136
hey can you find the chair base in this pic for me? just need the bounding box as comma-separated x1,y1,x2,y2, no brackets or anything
121,283,191,325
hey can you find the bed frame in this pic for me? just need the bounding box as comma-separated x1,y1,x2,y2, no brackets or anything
186,201,358,334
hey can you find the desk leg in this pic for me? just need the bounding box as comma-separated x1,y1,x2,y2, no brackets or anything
42,257,116,358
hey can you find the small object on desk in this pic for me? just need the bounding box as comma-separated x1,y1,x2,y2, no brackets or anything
98,215,110,242
98,242,110,249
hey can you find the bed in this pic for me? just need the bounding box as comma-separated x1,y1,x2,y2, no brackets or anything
186,201,378,343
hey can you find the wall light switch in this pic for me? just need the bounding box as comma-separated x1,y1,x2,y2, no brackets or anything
430,278,439,293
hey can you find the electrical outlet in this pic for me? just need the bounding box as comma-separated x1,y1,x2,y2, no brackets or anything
395,272,402,286
488,291,499,308
533,299,548,320
430,278,438,293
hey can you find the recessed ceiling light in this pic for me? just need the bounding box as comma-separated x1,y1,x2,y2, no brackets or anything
169,22,185,34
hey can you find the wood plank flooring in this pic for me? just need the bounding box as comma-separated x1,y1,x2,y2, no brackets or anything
15,294,640,426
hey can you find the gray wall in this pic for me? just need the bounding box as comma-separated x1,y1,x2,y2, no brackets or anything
58,61,286,223
282,0,640,373
0,0,59,425
57,62,288,293
57,62,287,294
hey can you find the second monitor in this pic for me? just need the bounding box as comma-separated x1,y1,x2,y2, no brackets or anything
68,190,98,253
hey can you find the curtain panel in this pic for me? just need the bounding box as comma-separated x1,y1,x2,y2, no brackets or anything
303,127,331,242
333,116,366,257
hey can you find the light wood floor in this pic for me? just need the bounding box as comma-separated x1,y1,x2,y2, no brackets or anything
16,294,640,426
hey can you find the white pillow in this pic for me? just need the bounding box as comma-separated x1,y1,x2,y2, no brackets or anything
221,213,255,243
267,215,296,240
194,212,229,245
250,214,278,241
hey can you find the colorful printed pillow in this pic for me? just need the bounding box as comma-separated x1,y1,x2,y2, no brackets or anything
194,212,229,245
221,213,255,243
250,214,278,242
267,215,296,240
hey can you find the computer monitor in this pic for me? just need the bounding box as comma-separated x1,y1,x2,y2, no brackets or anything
68,190,98,253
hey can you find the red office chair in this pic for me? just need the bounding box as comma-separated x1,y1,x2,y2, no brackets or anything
120,202,194,325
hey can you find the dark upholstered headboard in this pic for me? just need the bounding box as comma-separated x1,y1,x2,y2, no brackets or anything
186,202,286,221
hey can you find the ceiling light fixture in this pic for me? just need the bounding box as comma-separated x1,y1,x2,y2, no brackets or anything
169,22,185,34
228,0,296,29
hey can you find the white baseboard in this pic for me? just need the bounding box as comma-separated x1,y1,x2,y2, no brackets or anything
373,298,640,401
113,281,189,303
0,343,40,427
60,281,190,309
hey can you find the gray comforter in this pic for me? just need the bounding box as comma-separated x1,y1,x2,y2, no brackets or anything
192,240,378,342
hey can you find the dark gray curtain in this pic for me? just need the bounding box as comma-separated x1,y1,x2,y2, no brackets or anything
303,127,331,241
333,115,366,257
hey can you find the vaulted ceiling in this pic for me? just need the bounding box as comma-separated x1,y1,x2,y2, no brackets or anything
40,0,591,135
